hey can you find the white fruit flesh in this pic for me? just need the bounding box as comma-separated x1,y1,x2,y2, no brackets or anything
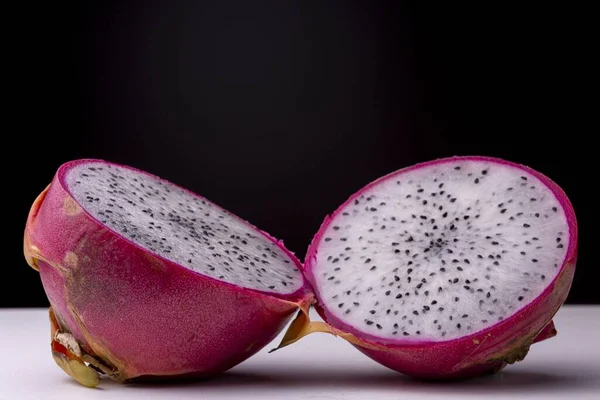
65,161,304,294
313,160,570,340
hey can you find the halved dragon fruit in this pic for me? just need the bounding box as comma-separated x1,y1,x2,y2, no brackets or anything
275,156,577,379
24,159,313,387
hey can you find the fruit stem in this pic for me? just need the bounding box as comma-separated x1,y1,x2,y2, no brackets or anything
49,307,118,388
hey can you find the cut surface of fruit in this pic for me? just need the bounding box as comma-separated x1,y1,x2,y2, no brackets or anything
64,161,304,294
307,156,575,342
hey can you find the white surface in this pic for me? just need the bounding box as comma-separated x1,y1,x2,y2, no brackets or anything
1,306,599,399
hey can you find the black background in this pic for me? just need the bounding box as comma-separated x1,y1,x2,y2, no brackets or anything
6,1,595,307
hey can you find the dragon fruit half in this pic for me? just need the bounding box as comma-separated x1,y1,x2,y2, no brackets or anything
24,159,313,387
275,156,577,380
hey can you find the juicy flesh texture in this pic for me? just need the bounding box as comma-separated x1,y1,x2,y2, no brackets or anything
313,160,570,341
65,161,304,294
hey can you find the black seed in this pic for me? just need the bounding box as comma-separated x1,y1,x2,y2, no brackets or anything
518,296,524,301
523,223,531,228
376,324,382,330
365,320,374,325
370,266,377,271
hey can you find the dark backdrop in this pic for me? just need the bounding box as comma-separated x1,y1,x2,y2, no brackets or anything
6,1,595,307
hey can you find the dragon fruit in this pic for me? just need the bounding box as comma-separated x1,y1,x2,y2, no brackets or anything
24,159,313,387
274,156,577,380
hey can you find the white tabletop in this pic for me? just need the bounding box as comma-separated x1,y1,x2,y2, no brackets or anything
1,305,599,399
